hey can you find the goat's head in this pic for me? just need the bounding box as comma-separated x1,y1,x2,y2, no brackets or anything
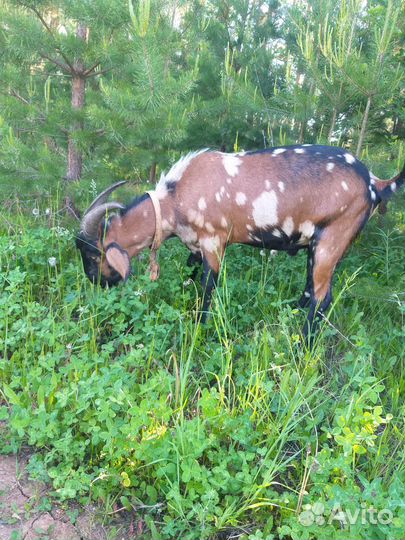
76,181,131,287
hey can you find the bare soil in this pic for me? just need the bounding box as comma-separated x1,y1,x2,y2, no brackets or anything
0,453,136,540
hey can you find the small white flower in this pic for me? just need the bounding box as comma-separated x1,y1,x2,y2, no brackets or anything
183,278,193,286
66,343,72,351
32,208,40,217
270,250,277,257
134,289,144,296
259,249,266,257
48,257,57,267
45,208,51,216
136,343,144,349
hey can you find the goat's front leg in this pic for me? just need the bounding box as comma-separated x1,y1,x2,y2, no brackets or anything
199,240,225,323
298,247,313,308
186,251,203,281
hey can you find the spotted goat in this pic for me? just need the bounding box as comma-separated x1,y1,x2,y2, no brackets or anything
76,145,404,342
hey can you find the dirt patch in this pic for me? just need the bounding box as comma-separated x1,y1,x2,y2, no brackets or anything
0,454,133,540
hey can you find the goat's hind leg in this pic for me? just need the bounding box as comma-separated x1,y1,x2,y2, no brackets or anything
303,208,368,346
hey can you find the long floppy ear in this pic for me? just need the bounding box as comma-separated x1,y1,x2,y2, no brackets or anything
105,245,131,281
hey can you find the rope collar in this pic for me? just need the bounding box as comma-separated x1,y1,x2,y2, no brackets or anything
145,190,162,280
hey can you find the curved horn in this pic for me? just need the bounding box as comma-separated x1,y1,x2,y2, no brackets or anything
84,181,127,216
80,202,124,239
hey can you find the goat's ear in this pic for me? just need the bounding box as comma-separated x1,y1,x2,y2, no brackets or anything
105,246,131,281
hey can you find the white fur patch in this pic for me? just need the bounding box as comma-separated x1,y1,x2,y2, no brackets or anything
198,197,207,211
187,209,204,228
391,182,397,192
282,216,294,237
215,192,221,202
222,154,242,177
326,162,335,172
177,225,197,244
272,148,286,156
341,181,349,191
371,191,376,201
226,178,232,184
158,149,207,187
246,224,253,231
252,191,278,228
340,205,348,212
235,192,247,206
272,229,282,238
294,148,305,154
344,153,355,164
205,222,215,233
221,217,228,228
200,235,220,253
265,180,271,190
298,220,315,238
162,219,172,231
278,181,285,192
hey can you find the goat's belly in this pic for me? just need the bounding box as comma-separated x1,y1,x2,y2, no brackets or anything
236,226,308,255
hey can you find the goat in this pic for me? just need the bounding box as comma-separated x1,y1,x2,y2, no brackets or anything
76,145,404,343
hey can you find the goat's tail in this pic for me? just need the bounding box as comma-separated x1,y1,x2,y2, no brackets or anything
374,162,405,202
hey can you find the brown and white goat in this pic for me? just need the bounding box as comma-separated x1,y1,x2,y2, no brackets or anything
76,145,404,341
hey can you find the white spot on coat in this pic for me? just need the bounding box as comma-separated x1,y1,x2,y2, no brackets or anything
282,216,294,237
272,148,286,156
200,236,220,253
187,209,204,228
298,220,315,239
205,222,215,233
371,191,376,201
278,181,285,192
221,217,228,228
222,154,242,177
252,191,278,228
215,192,221,202
235,192,247,206
294,148,305,154
177,225,197,244
391,182,397,192
344,153,355,164
265,180,271,190
272,229,281,238
198,197,207,211
326,162,335,172
341,181,349,191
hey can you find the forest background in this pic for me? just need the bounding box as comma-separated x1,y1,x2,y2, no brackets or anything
0,1,404,540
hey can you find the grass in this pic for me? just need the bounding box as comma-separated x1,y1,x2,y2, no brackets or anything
0,187,404,540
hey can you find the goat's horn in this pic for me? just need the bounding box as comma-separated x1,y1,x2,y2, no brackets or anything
84,181,127,216
80,202,124,239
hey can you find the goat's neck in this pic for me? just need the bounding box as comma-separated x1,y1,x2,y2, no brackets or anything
106,196,175,258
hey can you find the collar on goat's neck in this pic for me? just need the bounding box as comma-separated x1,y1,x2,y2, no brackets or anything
146,190,162,281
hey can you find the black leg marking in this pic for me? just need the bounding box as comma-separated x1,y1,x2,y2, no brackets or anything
200,257,218,323
302,288,333,347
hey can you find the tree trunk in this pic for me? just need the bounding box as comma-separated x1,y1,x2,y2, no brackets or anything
328,108,337,143
356,96,371,157
298,121,306,144
149,162,157,184
65,23,87,182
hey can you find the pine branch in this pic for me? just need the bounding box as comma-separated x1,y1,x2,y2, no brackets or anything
40,52,71,73
24,4,76,73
